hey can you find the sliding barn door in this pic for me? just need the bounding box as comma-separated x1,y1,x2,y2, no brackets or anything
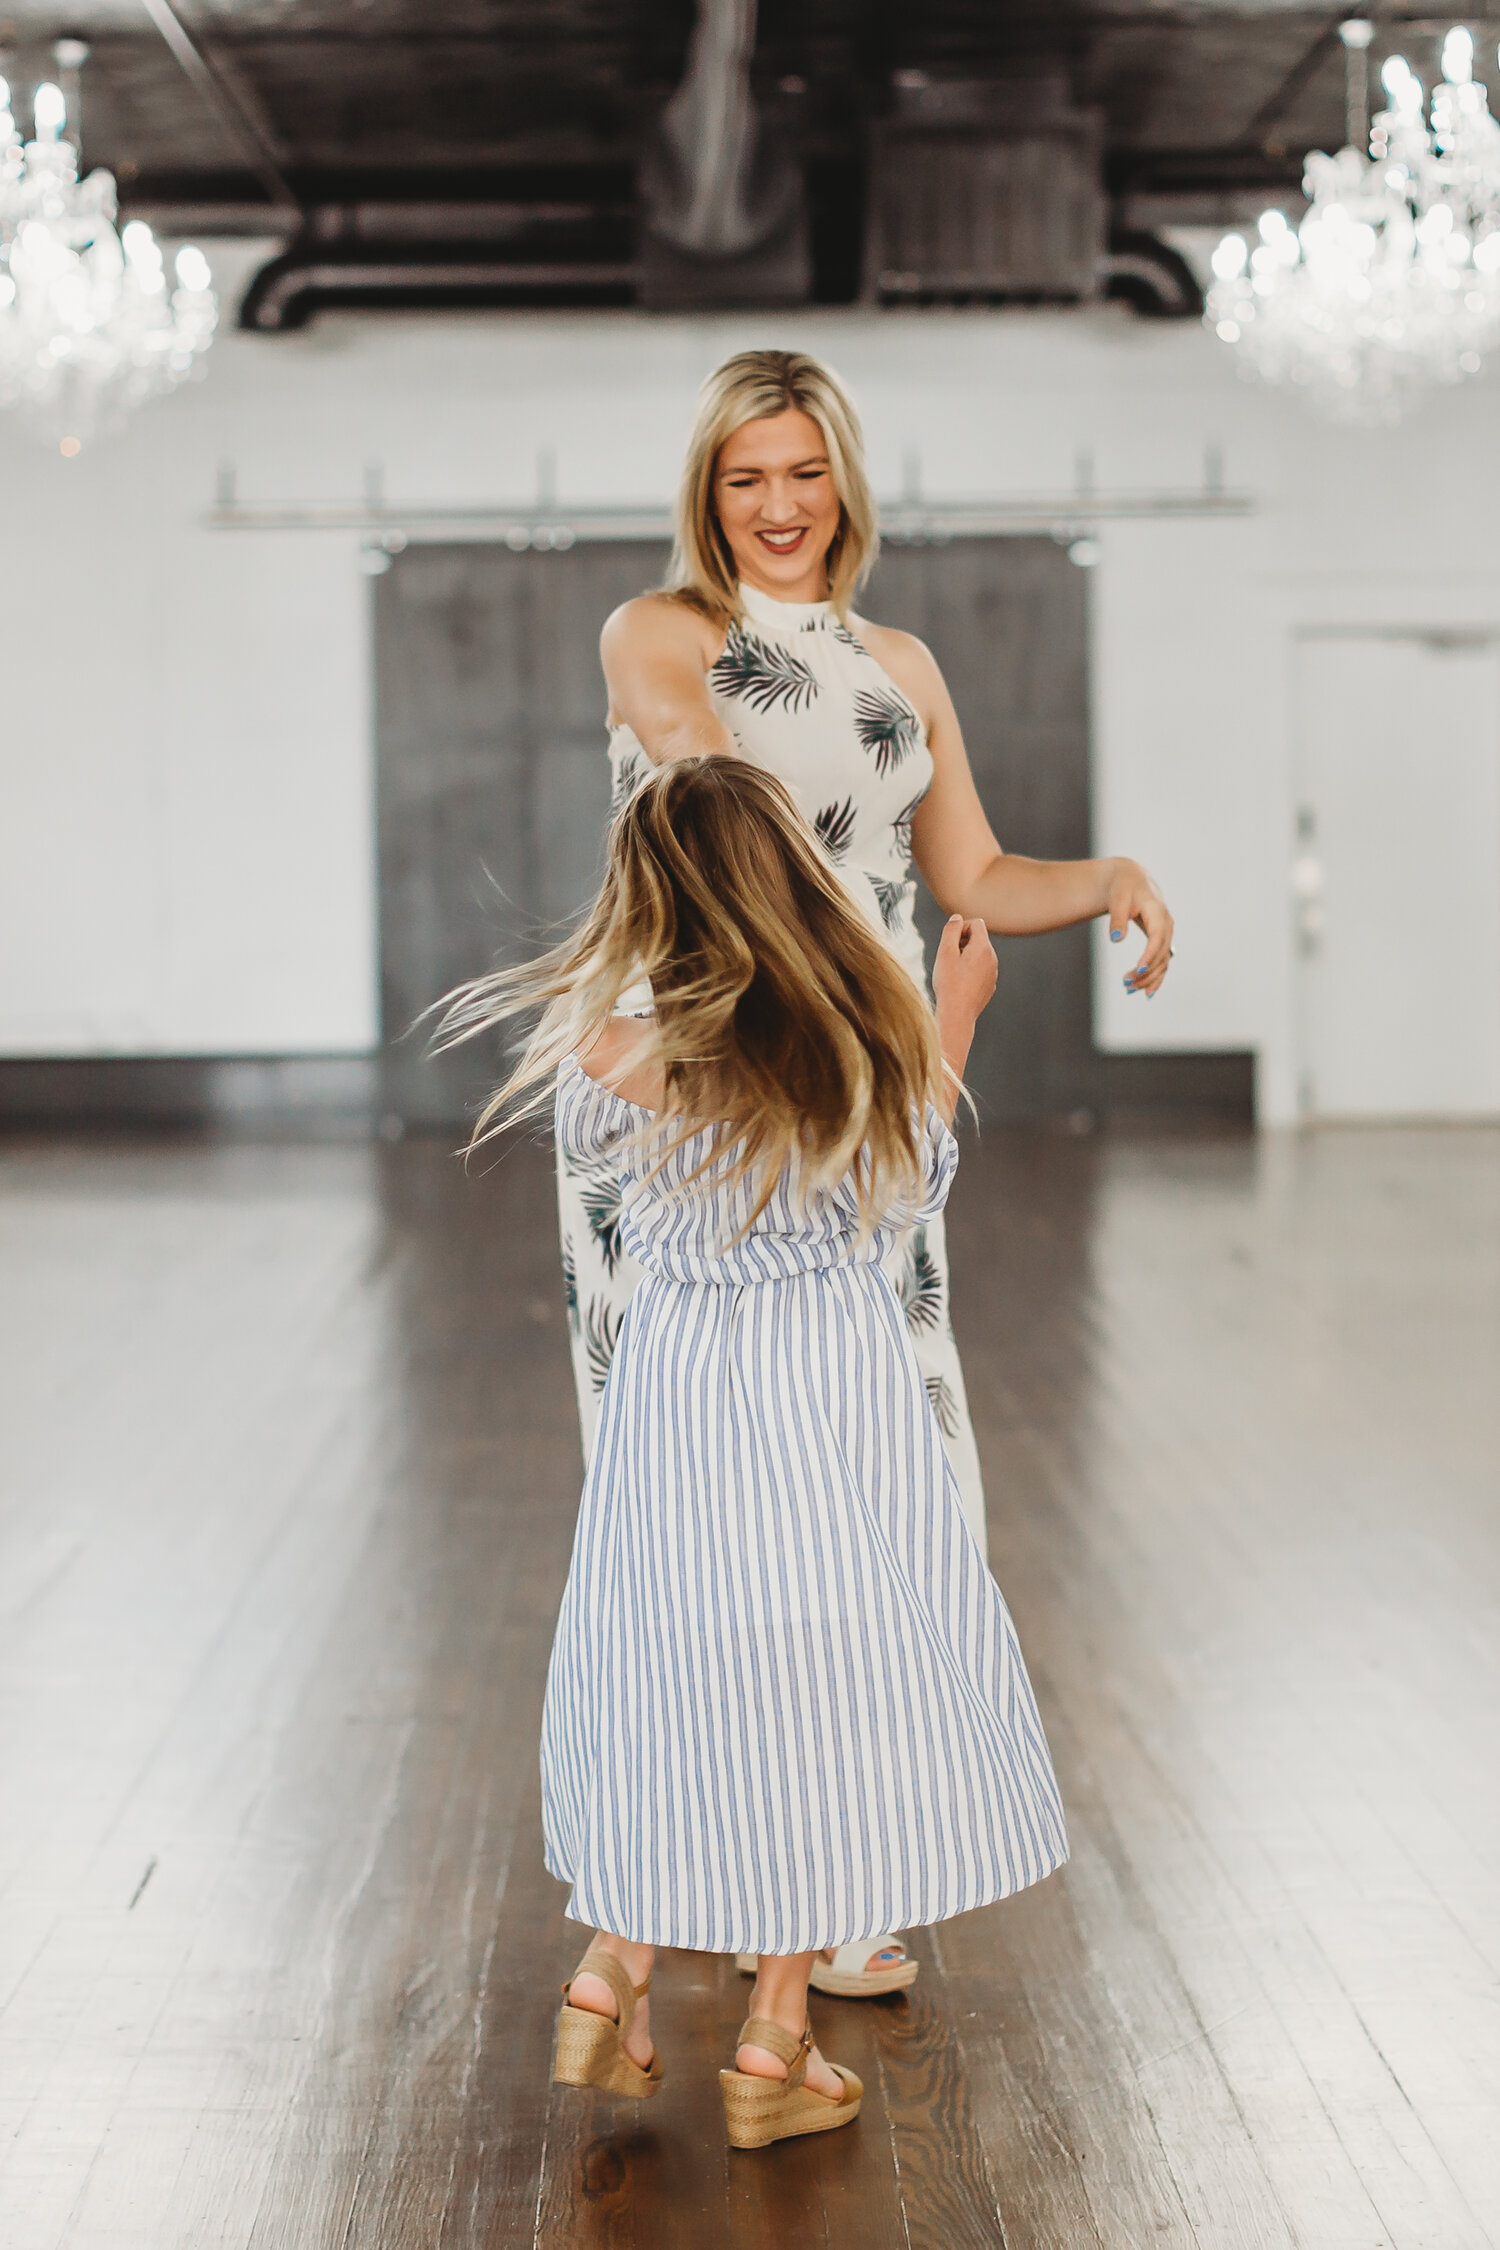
375,542,668,1127
864,537,1093,1115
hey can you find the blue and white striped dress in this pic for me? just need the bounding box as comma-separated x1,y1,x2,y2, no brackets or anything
542,1057,1068,1953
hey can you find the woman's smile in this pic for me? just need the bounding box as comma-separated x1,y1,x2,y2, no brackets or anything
714,406,842,600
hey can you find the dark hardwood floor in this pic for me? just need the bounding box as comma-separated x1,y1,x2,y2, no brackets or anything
1,1120,1496,2248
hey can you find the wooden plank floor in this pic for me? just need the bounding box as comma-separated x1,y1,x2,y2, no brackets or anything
1,1120,1497,2249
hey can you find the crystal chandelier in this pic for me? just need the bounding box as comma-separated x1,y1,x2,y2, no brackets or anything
1206,20,1500,424
0,44,217,453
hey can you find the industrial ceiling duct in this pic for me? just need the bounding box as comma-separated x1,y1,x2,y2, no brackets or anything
864,76,1106,305
638,0,810,310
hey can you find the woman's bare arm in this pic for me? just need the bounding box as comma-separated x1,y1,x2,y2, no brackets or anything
860,619,1174,997
600,595,737,766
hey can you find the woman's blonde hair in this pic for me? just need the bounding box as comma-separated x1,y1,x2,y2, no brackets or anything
668,349,879,625
433,758,944,1233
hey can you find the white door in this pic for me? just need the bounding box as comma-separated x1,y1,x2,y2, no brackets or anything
1295,633,1500,1119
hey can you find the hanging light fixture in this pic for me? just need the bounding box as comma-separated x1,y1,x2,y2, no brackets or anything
1205,20,1500,423
0,41,217,453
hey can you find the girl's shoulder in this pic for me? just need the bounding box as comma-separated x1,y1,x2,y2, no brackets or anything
574,1018,662,1113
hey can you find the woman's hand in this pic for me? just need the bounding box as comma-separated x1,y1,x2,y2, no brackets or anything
1106,859,1174,998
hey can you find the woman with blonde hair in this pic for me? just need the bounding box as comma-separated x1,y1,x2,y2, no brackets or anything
557,347,1173,1997
442,757,1068,2149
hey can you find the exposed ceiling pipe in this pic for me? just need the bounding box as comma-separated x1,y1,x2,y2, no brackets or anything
1098,229,1204,318
642,0,801,262
650,0,762,256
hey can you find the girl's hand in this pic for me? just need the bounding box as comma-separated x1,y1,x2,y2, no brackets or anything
1107,859,1174,998
933,914,998,1029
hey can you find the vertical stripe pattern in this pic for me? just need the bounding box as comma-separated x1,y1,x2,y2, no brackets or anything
542,1059,1068,1952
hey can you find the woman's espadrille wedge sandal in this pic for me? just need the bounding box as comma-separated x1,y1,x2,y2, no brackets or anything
554,1943,663,2099
735,1939,919,1999
719,2017,862,2150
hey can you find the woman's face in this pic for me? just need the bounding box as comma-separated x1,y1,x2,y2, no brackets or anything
713,407,843,603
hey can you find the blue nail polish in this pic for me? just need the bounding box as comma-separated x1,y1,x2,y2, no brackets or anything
1109,928,1122,943
1123,975,1135,989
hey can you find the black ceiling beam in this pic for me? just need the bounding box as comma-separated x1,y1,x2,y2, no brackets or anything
1105,146,1312,195
138,0,299,217
1231,16,1345,151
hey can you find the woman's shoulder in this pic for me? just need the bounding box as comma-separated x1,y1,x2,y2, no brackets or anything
600,589,724,672
850,615,942,702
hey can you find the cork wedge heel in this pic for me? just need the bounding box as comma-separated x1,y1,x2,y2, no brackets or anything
553,1944,663,2099
719,2016,862,2150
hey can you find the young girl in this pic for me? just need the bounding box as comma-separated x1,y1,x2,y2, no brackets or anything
440,756,1067,2150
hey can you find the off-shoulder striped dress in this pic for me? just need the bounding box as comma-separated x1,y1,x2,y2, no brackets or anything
541,1057,1068,1955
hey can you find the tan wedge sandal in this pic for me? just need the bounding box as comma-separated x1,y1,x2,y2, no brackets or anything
554,1943,663,2099
719,2016,862,2150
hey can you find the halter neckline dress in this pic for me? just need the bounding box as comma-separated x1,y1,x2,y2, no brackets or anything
542,1057,1067,1952
556,580,989,1553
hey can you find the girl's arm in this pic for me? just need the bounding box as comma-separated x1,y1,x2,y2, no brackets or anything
931,914,998,1125
600,595,737,765
862,621,1175,999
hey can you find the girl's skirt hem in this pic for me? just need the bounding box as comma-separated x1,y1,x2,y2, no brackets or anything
545,1848,1070,1955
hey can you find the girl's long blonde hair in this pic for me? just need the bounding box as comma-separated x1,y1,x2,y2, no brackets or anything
433,758,944,1232
669,350,879,625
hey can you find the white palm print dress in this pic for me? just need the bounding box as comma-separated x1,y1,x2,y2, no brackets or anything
556,579,988,1554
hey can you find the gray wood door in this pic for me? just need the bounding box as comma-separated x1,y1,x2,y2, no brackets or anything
863,536,1093,1116
375,541,668,1127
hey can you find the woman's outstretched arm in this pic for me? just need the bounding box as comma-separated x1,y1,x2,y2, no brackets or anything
865,621,1175,998
600,595,736,765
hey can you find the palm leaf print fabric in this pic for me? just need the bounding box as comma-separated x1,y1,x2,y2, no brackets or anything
900,1228,944,1331
709,623,820,714
583,1299,622,1393
578,1166,624,1277
610,743,648,815
854,686,922,777
925,1372,960,1439
871,874,912,933
815,797,857,861
892,788,928,869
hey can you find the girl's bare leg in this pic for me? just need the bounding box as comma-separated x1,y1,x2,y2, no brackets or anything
738,1952,847,2099
568,1932,655,2068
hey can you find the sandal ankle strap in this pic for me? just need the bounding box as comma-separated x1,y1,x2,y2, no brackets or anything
563,1944,641,2029
736,2016,813,2092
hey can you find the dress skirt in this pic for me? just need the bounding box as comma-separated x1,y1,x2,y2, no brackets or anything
541,1062,1068,1954
557,1143,989,1554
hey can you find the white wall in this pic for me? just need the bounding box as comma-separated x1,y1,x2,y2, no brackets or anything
5,246,1500,1118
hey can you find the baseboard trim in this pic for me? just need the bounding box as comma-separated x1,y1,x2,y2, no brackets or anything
0,1047,1254,1135
0,1055,380,1135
